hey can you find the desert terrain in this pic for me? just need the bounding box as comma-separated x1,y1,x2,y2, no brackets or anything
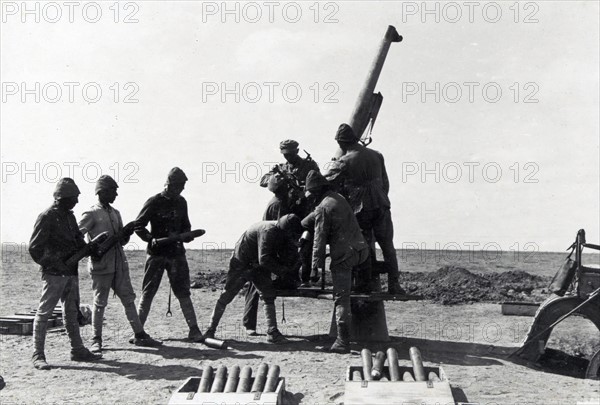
0,249,599,404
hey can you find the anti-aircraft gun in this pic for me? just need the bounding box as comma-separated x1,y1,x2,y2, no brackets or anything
334,25,402,158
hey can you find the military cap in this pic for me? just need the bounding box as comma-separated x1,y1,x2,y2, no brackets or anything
304,170,329,192
166,167,188,184
335,123,358,142
279,139,299,154
53,177,80,200
95,175,119,194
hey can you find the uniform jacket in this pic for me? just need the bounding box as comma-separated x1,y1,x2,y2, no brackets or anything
312,190,368,270
234,221,298,275
135,191,192,257
260,157,320,188
325,144,390,213
79,203,129,275
29,201,86,276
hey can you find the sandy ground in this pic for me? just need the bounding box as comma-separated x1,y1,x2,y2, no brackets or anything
1,250,599,404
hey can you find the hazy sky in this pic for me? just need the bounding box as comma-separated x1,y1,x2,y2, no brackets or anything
1,1,599,255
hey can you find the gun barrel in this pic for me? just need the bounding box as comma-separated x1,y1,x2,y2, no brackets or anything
349,26,402,140
334,25,402,159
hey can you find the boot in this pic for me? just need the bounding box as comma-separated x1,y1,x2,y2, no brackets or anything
188,325,204,343
71,347,102,362
130,331,163,347
90,337,102,354
179,296,204,342
179,297,199,330
329,322,350,353
123,302,144,335
137,297,152,327
32,316,48,361
266,329,289,344
264,301,288,344
32,352,50,370
204,300,227,340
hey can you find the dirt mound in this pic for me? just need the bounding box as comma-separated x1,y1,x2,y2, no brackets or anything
190,269,227,290
191,264,551,305
400,266,550,304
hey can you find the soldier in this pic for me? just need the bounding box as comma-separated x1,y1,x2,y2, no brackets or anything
29,178,102,370
304,170,370,353
260,139,320,279
259,139,320,221
78,175,162,353
203,214,302,344
242,140,320,335
134,167,204,342
325,124,403,294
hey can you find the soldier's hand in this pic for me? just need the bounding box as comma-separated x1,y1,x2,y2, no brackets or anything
150,238,159,249
123,221,136,236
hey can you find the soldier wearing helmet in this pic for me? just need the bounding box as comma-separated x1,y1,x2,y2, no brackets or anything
29,178,102,370
325,123,404,295
203,214,303,344
134,167,205,342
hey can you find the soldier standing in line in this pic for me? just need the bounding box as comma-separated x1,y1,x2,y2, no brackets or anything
134,167,204,342
303,170,370,353
29,178,102,370
78,175,162,353
203,214,302,344
325,124,404,294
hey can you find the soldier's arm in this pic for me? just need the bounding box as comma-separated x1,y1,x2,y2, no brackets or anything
78,210,95,241
181,199,192,233
134,197,154,242
380,153,390,194
259,164,280,188
116,210,131,245
257,229,285,276
311,207,329,271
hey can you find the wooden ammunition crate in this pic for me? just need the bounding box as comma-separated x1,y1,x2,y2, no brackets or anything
168,374,285,405
345,365,455,405
0,307,63,335
501,301,540,316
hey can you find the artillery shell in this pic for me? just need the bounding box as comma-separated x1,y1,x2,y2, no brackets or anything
361,348,373,381
264,364,280,393
352,370,363,381
428,371,441,382
236,366,253,393
409,347,426,382
210,365,227,393
224,365,240,393
386,347,400,381
371,351,386,380
198,365,214,392
250,363,269,392
402,371,415,382
204,337,227,350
